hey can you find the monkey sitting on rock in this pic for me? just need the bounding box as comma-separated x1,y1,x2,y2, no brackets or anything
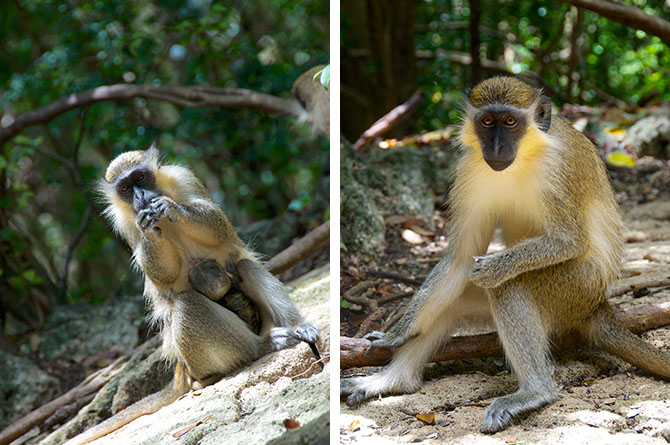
67,146,318,444
342,76,670,433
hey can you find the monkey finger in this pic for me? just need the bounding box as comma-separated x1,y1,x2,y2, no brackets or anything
346,391,366,406
295,323,319,343
363,330,385,342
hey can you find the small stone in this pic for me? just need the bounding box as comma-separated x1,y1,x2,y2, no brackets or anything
604,398,616,406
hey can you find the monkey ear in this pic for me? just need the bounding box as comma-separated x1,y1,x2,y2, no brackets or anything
535,96,552,132
146,141,161,165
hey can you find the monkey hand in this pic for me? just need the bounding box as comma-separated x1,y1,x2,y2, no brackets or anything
295,323,319,343
470,254,509,288
365,330,411,350
136,208,160,232
149,196,181,223
269,327,300,351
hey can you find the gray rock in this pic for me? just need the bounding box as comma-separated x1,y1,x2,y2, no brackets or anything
0,351,61,430
38,296,145,363
624,108,670,159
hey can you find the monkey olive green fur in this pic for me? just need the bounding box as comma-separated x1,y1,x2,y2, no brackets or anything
67,147,317,444
341,76,670,433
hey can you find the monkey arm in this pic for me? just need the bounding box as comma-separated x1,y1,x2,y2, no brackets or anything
150,196,236,245
137,232,182,285
470,232,585,289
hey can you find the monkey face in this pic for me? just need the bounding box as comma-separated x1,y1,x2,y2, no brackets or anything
474,106,528,171
115,168,161,212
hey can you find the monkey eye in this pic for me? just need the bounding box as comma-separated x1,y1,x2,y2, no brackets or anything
481,116,494,127
503,116,517,127
118,183,131,195
134,172,145,183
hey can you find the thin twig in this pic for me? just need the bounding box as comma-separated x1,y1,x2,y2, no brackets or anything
353,90,424,153
365,270,422,286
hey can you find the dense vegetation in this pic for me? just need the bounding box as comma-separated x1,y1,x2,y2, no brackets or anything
0,0,328,331
342,0,670,139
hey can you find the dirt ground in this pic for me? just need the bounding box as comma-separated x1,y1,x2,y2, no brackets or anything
340,199,670,444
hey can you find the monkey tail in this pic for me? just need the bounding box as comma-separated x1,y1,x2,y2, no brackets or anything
65,363,189,445
586,304,670,379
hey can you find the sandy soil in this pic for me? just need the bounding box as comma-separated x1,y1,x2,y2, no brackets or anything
340,200,670,444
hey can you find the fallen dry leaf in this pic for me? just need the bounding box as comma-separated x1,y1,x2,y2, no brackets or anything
284,419,300,429
349,420,361,432
401,229,424,245
416,412,435,425
385,215,409,225
406,224,436,237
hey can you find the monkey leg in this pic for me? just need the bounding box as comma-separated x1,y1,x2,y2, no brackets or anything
481,281,559,434
170,291,299,382
236,259,317,342
341,323,453,406
341,286,491,406
585,304,670,379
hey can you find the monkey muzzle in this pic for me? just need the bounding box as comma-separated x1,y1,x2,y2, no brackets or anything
133,188,160,212
483,157,514,171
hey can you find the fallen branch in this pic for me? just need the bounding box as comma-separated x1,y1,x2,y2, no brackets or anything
608,277,670,298
265,221,330,275
0,84,304,147
0,335,161,445
353,90,424,153
365,270,422,286
341,302,670,368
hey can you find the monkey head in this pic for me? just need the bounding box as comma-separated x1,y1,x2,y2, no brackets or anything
101,146,162,213
461,76,552,172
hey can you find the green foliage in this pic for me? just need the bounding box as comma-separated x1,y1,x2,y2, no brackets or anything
0,0,328,315
414,0,670,129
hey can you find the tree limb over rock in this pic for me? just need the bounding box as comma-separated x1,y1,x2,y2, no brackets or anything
0,84,305,147
265,221,330,275
341,302,670,368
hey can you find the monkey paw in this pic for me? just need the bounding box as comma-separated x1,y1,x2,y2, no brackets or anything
295,323,319,343
149,196,180,222
136,208,159,232
470,254,507,288
480,397,516,433
340,377,368,406
269,327,300,351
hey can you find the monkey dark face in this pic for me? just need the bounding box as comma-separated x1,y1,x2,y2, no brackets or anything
474,106,528,171
115,168,160,212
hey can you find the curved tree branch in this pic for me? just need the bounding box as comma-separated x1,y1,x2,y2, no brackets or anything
0,84,306,147
557,0,670,41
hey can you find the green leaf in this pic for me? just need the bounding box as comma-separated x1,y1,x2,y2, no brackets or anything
341,300,351,308
23,269,44,285
606,152,635,168
312,64,330,90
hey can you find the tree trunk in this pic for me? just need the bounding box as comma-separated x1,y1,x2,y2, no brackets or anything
341,0,416,141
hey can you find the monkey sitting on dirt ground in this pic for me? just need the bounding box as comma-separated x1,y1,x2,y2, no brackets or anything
341,76,670,433
66,147,319,444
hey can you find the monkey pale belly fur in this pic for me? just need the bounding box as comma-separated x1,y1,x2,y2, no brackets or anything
342,76,670,434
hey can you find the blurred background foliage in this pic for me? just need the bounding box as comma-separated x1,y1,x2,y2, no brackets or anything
342,0,670,140
0,0,328,333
